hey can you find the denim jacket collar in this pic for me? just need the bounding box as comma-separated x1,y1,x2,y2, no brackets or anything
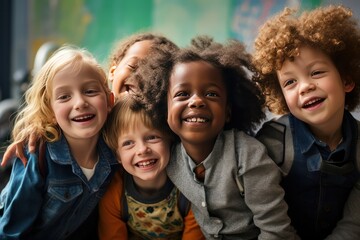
47,134,118,166
47,135,72,165
289,111,355,171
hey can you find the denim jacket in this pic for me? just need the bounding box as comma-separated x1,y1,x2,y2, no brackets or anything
0,135,118,240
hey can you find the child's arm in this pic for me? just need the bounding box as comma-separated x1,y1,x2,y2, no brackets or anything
0,154,44,237
182,207,205,240
325,179,360,240
239,135,299,240
98,171,127,240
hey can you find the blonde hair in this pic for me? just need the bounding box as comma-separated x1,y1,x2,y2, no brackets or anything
253,5,360,114
103,95,173,158
12,45,110,144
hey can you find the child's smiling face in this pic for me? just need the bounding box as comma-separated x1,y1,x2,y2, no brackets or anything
51,67,110,141
277,46,354,129
109,40,153,99
117,119,170,187
167,60,229,161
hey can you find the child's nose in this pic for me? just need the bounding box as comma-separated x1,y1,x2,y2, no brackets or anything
74,95,88,109
299,79,316,95
188,94,205,108
137,142,151,155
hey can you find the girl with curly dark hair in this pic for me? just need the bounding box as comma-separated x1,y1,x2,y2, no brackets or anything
253,5,360,239
132,35,299,239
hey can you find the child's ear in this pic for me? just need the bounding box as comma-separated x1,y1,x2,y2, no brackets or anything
116,151,122,164
343,76,355,93
108,65,117,82
108,92,115,112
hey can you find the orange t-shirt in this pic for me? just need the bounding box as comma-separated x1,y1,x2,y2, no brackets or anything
98,170,205,240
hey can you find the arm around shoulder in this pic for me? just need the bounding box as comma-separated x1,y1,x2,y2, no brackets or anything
0,154,44,238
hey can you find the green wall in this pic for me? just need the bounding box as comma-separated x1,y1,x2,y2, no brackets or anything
31,0,349,67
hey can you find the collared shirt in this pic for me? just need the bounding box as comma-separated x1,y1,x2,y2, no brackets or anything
167,129,298,240
0,135,118,240
290,111,354,172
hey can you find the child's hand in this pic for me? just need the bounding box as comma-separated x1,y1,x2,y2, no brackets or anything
1,134,38,167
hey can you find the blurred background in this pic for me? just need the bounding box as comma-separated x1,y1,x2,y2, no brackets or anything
0,0,360,170
2,0,360,100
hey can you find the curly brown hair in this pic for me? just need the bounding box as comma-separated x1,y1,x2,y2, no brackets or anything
132,35,266,134
252,5,360,115
107,32,178,70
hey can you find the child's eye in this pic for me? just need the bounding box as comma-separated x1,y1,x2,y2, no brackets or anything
206,92,218,97
311,70,325,77
146,135,161,142
84,89,100,96
174,91,189,98
283,79,296,88
57,94,70,101
127,64,137,71
121,140,133,147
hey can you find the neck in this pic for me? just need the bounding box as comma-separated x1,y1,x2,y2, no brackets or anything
312,127,342,151
67,135,99,168
309,117,343,151
182,139,215,165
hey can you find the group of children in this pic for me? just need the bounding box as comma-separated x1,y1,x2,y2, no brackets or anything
0,4,359,240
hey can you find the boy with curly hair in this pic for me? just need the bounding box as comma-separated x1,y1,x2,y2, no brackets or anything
253,5,360,239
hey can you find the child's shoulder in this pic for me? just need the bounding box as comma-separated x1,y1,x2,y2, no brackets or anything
109,169,124,189
255,114,293,174
223,128,268,149
100,169,124,204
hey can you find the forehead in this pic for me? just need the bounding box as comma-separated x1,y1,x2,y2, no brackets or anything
124,40,153,60
52,65,104,88
280,46,333,70
170,61,224,87
56,63,102,78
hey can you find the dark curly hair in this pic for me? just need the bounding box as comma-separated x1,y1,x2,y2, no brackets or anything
132,35,266,134
252,5,360,115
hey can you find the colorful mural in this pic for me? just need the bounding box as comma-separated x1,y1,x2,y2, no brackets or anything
30,0,344,66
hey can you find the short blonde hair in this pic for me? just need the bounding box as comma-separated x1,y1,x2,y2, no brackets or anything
12,45,110,144
103,95,174,159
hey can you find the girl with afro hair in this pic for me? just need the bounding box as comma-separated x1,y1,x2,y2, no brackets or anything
131,35,299,239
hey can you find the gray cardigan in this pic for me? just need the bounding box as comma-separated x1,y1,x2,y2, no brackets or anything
167,129,299,240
